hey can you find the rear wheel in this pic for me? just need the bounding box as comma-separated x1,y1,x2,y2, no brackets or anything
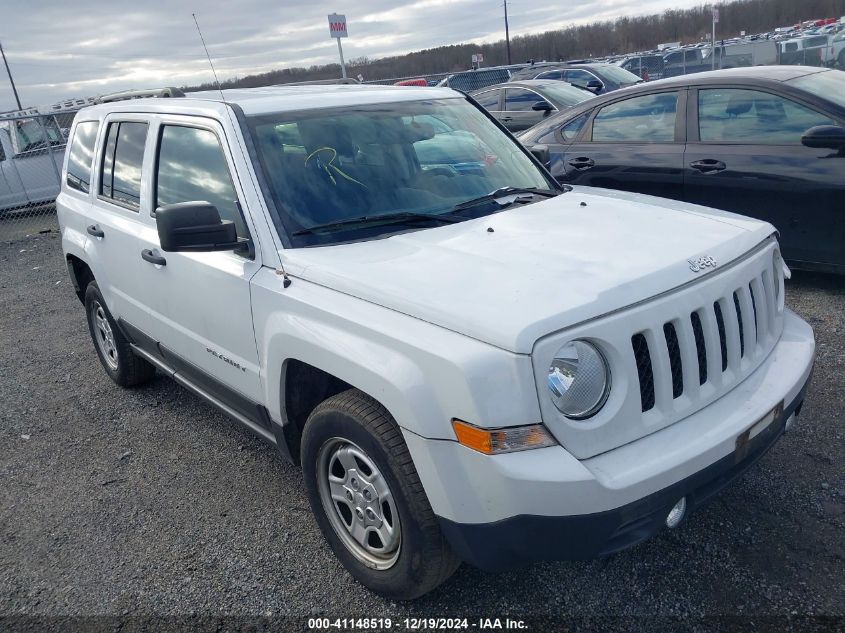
301,389,460,599
84,282,155,387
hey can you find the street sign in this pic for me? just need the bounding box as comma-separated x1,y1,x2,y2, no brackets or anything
328,13,348,38
328,14,348,79
712,8,719,23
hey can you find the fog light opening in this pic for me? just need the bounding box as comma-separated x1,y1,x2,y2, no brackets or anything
666,497,687,529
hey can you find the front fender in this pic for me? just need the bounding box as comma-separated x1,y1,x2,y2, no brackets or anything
251,269,541,440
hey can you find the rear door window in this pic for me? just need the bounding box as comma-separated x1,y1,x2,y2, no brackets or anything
66,121,99,193
698,88,834,143
474,89,502,110
99,121,148,209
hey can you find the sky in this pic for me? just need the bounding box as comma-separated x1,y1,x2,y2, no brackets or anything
0,0,694,111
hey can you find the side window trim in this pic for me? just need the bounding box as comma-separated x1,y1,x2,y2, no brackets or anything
152,117,254,257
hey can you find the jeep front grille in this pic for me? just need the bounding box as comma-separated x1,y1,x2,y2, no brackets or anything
631,267,779,413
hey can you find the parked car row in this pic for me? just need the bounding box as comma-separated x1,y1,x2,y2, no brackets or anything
515,66,845,274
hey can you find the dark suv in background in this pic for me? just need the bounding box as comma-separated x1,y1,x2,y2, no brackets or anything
509,63,642,94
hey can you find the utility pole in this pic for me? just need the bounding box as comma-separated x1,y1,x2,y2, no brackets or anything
0,40,22,111
503,0,512,65
711,6,718,70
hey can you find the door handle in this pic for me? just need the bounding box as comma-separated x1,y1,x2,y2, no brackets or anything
141,249,166,266
568,157,595,170
500,116,513,122
86,224,104,238
690,159,726,173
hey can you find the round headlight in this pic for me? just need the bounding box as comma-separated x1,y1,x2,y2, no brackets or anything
547,340,610,419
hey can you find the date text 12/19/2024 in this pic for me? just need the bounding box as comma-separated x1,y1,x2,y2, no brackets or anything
308,618,528,630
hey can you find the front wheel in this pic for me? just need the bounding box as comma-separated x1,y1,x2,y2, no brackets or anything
84,281,155,387
301,389,460,599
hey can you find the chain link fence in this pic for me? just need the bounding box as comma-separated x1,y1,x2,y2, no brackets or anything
0,110,75,241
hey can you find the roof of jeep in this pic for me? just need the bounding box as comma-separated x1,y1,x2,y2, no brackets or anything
83,85,462,118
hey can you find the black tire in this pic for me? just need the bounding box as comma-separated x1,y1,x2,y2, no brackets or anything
301,389,460,599
839,50,845,69
84,281,156,387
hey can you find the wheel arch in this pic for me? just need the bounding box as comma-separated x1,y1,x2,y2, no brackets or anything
268,333,442,467
65,254,95,304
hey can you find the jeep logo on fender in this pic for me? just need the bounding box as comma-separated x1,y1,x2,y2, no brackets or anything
688,255,717,273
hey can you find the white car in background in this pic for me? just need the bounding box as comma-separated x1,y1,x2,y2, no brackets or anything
0,112,66,213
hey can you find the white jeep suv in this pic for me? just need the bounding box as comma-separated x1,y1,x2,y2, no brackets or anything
57,84,815,599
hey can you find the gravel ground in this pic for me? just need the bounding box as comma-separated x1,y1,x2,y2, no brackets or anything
0,229,843,626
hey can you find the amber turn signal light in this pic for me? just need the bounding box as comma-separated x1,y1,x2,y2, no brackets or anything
451,419,556,455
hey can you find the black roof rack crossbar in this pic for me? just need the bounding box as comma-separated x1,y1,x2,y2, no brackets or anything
94,87,185,104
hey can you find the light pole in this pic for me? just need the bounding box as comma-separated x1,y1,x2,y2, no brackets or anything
504,0,512,65
0,40,22,111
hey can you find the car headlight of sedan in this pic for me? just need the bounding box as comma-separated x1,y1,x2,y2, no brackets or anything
547,340,611,419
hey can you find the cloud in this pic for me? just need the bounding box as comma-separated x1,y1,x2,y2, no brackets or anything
0,0,689,110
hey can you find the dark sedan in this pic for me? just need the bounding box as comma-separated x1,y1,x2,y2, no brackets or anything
518,66,845,273
470,80,594,132
509,63,643,94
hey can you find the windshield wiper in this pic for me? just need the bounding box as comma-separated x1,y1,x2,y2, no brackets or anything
448,186,561,214
292,211,464,236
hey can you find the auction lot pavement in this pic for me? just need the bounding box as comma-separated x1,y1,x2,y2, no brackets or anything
1,229,843,623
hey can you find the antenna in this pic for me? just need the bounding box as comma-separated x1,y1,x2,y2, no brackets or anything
192,13,225,101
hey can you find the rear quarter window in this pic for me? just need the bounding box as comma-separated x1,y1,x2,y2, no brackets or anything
66,121,99,193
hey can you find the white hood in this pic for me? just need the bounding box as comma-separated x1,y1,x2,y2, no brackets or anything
282,186,775,354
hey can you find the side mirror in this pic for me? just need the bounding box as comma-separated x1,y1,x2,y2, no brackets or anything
585,79,603,93
156,201,240,252
801,125,845,151
532,100,553,112
529,144,551,167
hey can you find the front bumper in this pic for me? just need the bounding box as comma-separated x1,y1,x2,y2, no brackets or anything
403,309,814,571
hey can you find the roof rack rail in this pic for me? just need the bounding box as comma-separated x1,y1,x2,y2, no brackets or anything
94,87,185,104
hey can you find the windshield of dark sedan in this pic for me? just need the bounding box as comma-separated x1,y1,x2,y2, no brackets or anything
248,98,553,246
535,82,593,107
789,70,845,109
594,65,643,84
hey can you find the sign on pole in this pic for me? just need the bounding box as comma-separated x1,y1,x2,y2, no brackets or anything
328,13,348,79
712,8,719,23
328,13,348,38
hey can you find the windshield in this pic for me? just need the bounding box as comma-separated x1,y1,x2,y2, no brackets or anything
593,65,642,84
536,82,593,107
248,98,554,246
789,70,845,109
11,117,65,153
